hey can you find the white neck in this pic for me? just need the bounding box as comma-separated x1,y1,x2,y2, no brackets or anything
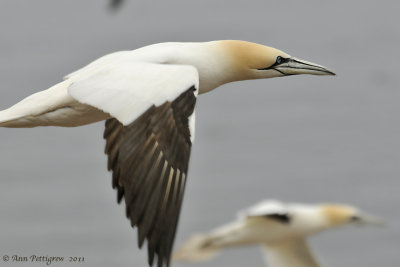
262,239,320,267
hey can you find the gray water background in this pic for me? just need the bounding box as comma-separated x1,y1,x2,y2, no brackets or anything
0,0,399,266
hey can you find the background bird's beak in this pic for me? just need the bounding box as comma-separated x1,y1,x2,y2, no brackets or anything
275,58,336,76
356,212,386,227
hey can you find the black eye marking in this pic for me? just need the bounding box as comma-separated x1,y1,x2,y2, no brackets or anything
257,56,290,72
264,213,291,224
350,215,361,222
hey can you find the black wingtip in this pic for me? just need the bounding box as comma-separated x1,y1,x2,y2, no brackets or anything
117,188,124,203
138,227,146,248
148,242,156,266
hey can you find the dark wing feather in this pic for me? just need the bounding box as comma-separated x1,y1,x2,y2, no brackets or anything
264,213,291,224
104,87,196,267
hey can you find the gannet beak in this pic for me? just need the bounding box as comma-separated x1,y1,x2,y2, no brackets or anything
354,212,386,227
275,57,336,76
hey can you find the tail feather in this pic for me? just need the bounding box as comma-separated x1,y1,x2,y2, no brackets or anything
0,80,73,127
173,221,247,262
0,110,22,126
0,80,108,128
172,234,221,262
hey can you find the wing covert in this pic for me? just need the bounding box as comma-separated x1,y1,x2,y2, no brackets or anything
68,62,198,125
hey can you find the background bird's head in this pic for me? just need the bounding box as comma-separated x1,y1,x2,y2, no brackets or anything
282,203,384,237
319,204,385,229
219,40,335,81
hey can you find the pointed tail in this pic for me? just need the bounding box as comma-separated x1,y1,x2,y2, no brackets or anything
172,234,222,262
173,220,248,263
0,80,73,128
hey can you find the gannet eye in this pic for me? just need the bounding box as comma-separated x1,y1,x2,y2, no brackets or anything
257,56,289,71
350,215,361,222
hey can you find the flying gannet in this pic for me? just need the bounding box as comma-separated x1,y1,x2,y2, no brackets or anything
0,40,335,267
109,0,124,10
173,200,384,267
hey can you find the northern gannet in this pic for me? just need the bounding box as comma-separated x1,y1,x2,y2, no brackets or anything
109,0,124,10
0,40,335,267
173,200,384,267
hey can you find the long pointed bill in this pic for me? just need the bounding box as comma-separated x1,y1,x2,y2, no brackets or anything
275,57,336,76
357,212,386,227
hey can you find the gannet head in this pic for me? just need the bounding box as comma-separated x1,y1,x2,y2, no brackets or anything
281,204,384,238
320,204,385,228
219,40,335,81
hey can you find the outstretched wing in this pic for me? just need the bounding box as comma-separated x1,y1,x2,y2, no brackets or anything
68,62,199,267
104,88,196,267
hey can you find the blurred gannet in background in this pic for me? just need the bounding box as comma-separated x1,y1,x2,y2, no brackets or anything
109,0,124,10
0,40,335,267
173,200,384,267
